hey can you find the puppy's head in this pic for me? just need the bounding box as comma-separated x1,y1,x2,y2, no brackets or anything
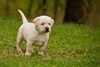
33,16,54,33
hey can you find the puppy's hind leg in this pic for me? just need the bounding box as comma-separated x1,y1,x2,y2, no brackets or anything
16,34,24,56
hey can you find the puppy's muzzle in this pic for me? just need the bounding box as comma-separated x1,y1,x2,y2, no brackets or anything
45,27,49,32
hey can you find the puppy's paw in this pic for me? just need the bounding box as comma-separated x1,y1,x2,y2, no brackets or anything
25,52,32,56
38,52,44,56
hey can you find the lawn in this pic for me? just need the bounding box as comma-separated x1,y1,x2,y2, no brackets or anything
0,18,100,67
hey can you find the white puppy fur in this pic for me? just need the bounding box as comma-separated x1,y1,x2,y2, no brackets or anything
16,9,54,56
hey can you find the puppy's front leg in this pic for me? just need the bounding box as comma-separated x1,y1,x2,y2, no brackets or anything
38,42,47,55
25,41,33,56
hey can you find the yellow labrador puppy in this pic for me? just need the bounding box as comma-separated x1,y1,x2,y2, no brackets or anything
16,9,54,56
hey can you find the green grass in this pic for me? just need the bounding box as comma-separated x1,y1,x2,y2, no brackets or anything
0,18,100,67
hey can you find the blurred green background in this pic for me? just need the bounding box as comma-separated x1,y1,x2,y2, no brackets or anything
0,0,100,67
0,0,100,25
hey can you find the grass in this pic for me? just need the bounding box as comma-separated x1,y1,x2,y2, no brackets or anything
0,18,100,67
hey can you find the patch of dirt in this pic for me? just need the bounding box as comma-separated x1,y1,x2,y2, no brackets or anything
3,47,19,57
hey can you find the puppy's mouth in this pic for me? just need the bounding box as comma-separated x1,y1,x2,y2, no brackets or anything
45,31,49,33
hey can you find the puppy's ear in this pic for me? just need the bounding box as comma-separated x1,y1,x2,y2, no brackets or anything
33,17,40,25
51,18,54,26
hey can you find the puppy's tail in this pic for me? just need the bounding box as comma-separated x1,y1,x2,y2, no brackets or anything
18,9,28,24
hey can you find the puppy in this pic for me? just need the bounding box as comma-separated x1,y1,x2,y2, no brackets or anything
16,9,54,56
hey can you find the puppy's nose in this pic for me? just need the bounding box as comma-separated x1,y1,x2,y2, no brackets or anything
45,27,49,32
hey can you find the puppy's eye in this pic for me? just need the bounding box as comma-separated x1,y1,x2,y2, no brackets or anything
48,23,51,25
41,23,44,25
